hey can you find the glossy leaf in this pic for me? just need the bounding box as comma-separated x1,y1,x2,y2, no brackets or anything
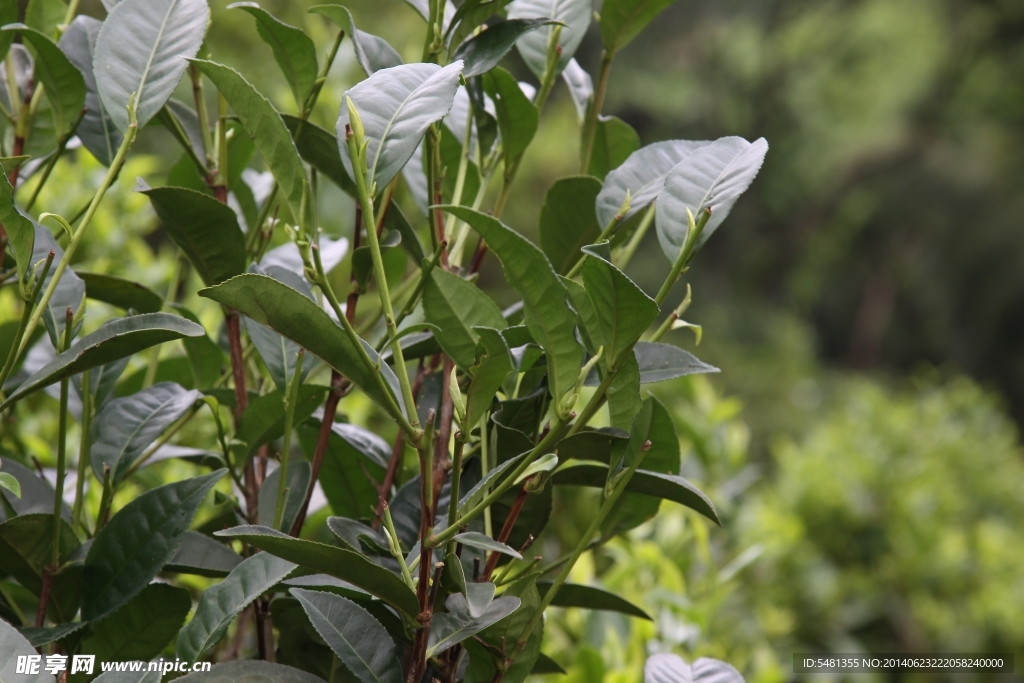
259,461,312,532
143,186,247,287
3,25,85,137
589,116,641,180
81,583,191,664
234,385,328,462
309,5,402,76
0,618,54,683
0,473,19,499
581,242,659,365
230,2,318,107
454,19,553,78
291,589,403,683
94,0,210,132
82,470,226,620
176,552,297,664
483,67,537,164
91,382,201,485
427,593,521,657
59,16,123,166
191,59,311,229
423,269,507,369
508,0,591,78
174,662,324,683
537,581,651,619
595,139,711,229
0,172,33,281
31,223,85,347
1,313,204,410
79,272,163,314
200,274,403,419
656,136,769,261
215,525,420,618
464,574,542,682
562,57,592,123
165,530,244,577
337,61,464,190
600,0,676,53
539,176,602,274
283,114,357,197
441,206,583,409
453,532,523,559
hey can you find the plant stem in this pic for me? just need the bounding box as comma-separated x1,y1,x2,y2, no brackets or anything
481,485,528,581
290,370,344,537
25,108,88,210
655,207,710,307
72,368,91,534
614,201,658,270
444,435,466,557
0,250,53,393
382,502,416,589
579,51,614,174
50,311,74,567
274,349,304,530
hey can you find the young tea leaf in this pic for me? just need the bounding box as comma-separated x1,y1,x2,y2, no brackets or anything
230,2,319,108
309,5,402,76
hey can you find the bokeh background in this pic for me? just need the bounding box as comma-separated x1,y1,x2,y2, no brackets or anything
16,0,1024,680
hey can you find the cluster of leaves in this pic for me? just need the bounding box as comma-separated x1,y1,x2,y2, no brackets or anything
0,0,765,682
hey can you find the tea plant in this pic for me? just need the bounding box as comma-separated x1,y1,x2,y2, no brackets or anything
0,0,766,681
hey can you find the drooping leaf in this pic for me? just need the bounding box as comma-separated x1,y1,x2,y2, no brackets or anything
427,593,521,657
1,313,205,410
59,16,123,166
283,114,357,198
453,19,553,79
0,617,55,683
508,0,591,78
259,461,312,532
78,272,163,314
656,136,769,261
174,662,324,683
441,206,583,410
600,0,676,54
3,25,85,138
290,589,403,683
309,5,402,76
0,172,34,281
561,57,592,124
539,176,602,274
483,67,537,164
90,382,201,485
422,269,507,369
94,0,210,133
176,552,297,664
143,186,247,287
595,139,711,229
200,274,403,420
537,582,651,619
589,341,720,385
81,583,192,664
215,525,420,618
230,2,318,107
337,61,464,190
234,385,328,462
244,265,314,391
589,116,640,180
165,530,244,577
31,223,86,348
82,470,226,620
191,59,312,229
453,532,523,559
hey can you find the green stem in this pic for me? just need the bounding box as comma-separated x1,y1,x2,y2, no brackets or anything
191,64,214,171
444,436,466,557
0,581,26,625
0,250,54,393
51,313,74,567
25,108,88,211
71,368,91,534
579,51,614,174
613,201,658,271
565,212,626,279
382,502,416,590
655,207,710,307
273,349,305,530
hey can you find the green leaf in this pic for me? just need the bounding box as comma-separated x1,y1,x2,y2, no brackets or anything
551,462,719,524
400,0,455,28
423,269,506,369
0,514,80,621
24,0,65,36
607,353,641,430
81,583,192,664
381,202,425,263
0,460,68,519
447,0,515,50
0,173,34,282
588,116,640,180
0,313,205,410
656,136,769,261
309,5,402,76
539,176,602,274
465,327,513,428
0,473,19,499
143,186,247,287
170,304,224,390
628,341,719,384
595,139,711,229
92,673,160,683
283,114,357,198
3,24,85,139
31,223,85,348
464,574,542,683
59,16,123,165
297,421,385,521
165,530,244,577
453,19,553,79
0,617,54,683
244,265,315,391
18,622,88,648
82,470,226,620
440,207,583,412
483,67,537,164
0,1,17,62
200,274,402,420
79,271,163,313
259,461,312,532
234,385,328,462
90,382,201,485
216,526,420,618
230,2,318,107
560,276,600,355
537,581,651,619
176,552,297,664
532,653,567,675
427,594,521,657
94,0,210,132
338,61,464,190
290,589,403,683
327,517,389,555
453,532,523,559
508,0,591,78
191,59,312,229
562,57,592,123
174,662,324,683
600,0,676,53
581,242,659,365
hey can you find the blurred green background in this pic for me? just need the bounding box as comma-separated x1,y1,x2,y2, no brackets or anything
18,0,1024,680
